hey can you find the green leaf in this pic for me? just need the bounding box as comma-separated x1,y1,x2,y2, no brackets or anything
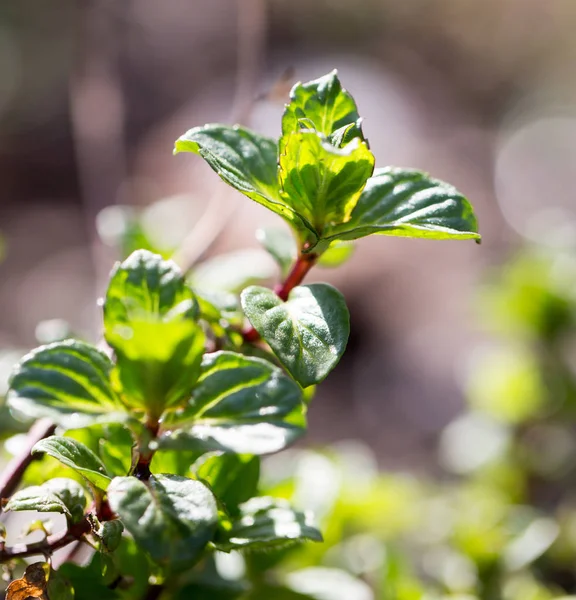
195,453,260,516
160,351,305,455
215,497,322,552
326,167,480,242
256,227,297,277
5,486,72,518
42,478,87,523
174,124,316,243
107,474,218,572
317,241,354,268
32,436,111,490
241,284,350,387
58,556,121,600
104,249,198,332
279,131,374,232
104,250,205,414
7,340,123,428
96,519,124,553
282,70,362,142
47,569,75,600
109,318,206,414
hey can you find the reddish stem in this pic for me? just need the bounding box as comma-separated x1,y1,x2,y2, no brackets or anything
0,419,56,506
242,252,317,343
0,517,91,561
133,416,160,481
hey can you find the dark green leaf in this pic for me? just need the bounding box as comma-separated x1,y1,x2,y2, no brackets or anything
104,249,197,332
326,167,480,242
256,227,297,277
97,520,124,553
58,556,121,600
7,340,123,428
174,124,316,243
160,351,305,455
282,71,362,142
46,569,75,600
241,284,350,387
107,475,218,572
33,436,111,490
215,497,322,552
279,131,374,232
195,453,260,516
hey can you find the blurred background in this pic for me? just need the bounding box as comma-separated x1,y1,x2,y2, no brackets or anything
2,1,576,597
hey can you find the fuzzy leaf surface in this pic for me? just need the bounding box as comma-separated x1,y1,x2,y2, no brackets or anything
7,340,122,428
327,167,480,242
241,284,350,387
107,475,217,572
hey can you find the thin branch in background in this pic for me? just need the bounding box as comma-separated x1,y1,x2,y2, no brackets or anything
69,0,128,296
173,0,268,274
0,419,55,506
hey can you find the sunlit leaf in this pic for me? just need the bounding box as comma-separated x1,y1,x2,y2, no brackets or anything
241,284,350,387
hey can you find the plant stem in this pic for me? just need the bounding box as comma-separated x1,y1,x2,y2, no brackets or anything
242,252,318,343
0,517,91,561
0,419,56,506
133,416,160,481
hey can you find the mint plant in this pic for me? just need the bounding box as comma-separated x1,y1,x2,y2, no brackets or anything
0,71,479,599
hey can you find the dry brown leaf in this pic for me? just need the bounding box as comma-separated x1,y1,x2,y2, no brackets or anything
6,562,49,600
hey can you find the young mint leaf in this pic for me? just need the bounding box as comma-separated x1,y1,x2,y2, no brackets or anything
282,70,362,142
326,167,480,242
104,250,205,414
7,340,123,429
109,318,205,415
104,249,197,333
328,119,365,148
279,131,374,232
195,453,260,517
33,436,111,490
214,497,322,552
174,124,317,243
241,284,350,387
160,351,305,455
256,227,297,277
107,475,218,572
